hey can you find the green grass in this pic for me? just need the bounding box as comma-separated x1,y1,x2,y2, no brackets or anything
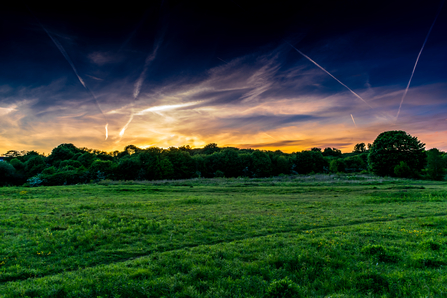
0,175,446,297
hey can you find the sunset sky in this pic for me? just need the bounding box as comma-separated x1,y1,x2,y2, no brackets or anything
1,1,446,154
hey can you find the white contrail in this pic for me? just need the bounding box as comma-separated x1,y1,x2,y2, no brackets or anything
134,43,160,99
42,27,86,88
287,42,372,109
105,123,109,140
117,102,198,140
396,0,445,120
135,102,198,115
350,114,357,127
119,114,134,137
217,57,229,64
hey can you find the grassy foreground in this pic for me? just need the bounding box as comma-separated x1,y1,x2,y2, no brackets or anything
0,174,446,297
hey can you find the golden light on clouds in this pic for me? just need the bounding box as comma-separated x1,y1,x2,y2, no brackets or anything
1,81,445,155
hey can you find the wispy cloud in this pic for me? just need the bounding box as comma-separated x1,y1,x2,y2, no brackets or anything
85,74,104,81
0,106,16,116
2,32,447,153
133,42,161,99
135,102,200,115
88,52,117,66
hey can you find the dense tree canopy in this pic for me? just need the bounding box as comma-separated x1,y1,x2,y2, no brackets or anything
0,130,445,186
368,131,426,176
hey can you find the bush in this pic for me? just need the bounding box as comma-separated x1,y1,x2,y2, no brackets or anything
41,170,85,186
27,175,43,187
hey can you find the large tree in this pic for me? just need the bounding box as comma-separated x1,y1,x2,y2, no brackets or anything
368,131,426,176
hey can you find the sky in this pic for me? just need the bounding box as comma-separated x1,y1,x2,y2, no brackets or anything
1,1,446,154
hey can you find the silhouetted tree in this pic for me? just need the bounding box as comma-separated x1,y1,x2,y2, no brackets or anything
47,144,82,165
368,131,425,176
201,143,220,155
124,145,141,155
322,147,342,157
353,143,366,153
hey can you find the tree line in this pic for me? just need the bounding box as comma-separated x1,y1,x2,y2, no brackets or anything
0,130,445,186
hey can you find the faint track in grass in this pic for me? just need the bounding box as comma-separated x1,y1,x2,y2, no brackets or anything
4,212,447,284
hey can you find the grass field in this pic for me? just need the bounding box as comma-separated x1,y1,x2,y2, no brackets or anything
0,174,446,297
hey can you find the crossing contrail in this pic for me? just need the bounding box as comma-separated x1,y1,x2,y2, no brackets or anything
350,114,357,127
287,42,372,109
396,0,445,120
41,25,108,135
28,6,109,140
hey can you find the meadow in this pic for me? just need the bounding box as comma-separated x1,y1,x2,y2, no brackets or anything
0,174,446,297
